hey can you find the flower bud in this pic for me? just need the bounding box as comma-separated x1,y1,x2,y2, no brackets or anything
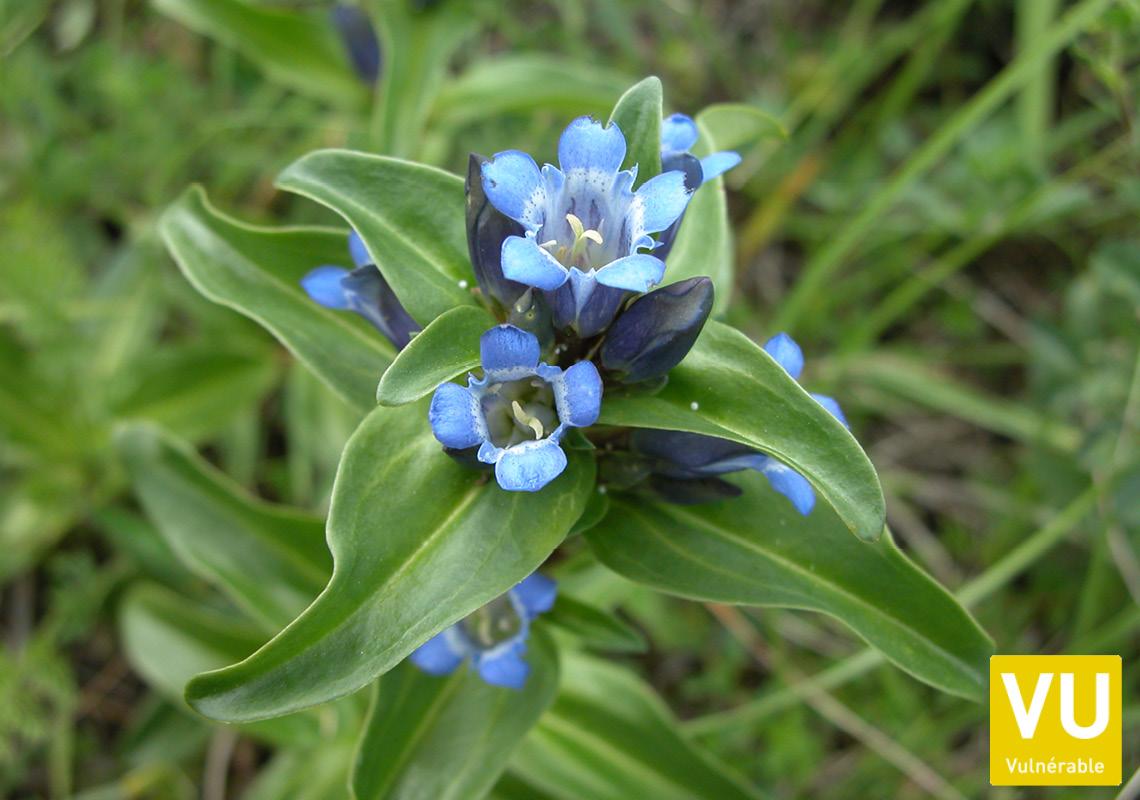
466,153,527,309
340,265,420,350
600,277,713,383
330,5,381,84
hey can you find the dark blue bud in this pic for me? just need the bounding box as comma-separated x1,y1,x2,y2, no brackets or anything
330,5,381,84
466,153,527,309
630,429,751,478
654,152,703,261
341,265,420,350
600,277,713,383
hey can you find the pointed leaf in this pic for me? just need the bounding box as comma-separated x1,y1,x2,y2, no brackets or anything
586,473,993,700
696,103,786,151
598,321,885,540
376,305,494,407
608,76,663,185
352,629,559,800
511,653,760,800
116,423,331,632
185,400,594,721
160,187,393,413
275,150,476,325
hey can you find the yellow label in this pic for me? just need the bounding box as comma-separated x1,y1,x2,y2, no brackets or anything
990,655,1121,786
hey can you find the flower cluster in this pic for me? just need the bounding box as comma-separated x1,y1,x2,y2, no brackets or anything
300,112,851,688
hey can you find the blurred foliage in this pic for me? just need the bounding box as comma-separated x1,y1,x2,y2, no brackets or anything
1,0,1138,797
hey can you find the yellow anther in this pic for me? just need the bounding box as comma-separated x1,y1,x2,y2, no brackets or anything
511,400,544,439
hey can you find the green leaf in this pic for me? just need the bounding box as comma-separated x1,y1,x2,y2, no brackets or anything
608,76,662,186
376,306,493,407
586,472,993,700
664,118,733,315
116,423,331,632
434,56,630,128
185,400,594,722
119,583,263,701
119,585,348,751
352,629,560,800
512,653,761,800
696,103,787,151
368,0,475,158
276,150,476,326
598,321,885,540
110,345,278,442
545,595,646,653
160,187,393,413
153,0,363,105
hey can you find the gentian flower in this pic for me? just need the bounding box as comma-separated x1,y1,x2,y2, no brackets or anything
410,572,556,689
656,113,742,261
631,333,847,515
428,325,602,492
480,117,692,337
301,231,420,350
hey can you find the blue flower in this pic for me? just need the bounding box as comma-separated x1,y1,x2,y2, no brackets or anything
480,117,692,337
409,572,556,689
631,333,846,515
656,113,742,261
660,113,742,185
428,325,602,492
301,231,420,350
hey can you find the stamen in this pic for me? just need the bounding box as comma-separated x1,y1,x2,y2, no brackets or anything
512,400,544,439
565,213,604,265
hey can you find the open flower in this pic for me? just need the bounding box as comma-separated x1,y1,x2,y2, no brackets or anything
480,117,692,336
300,231,419,349
410,572,556,689
632,333,847,515
428,325,602,492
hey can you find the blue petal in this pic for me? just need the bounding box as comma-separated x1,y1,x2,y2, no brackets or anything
512,573,557,618
348,231,371,268
630,170,691,236
501,235,568,291
812,393,849,428
476,642,530,689
558,116,626,174
595,254,666,293
428,382,484,449
301,266,350,309
409,631,465,675
763,332,804,380
760,459,815,515
661,113,699,152
699,151,742,182
495,439,567,492
552,360,602,427
482,151,547,230
480,324,540,378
